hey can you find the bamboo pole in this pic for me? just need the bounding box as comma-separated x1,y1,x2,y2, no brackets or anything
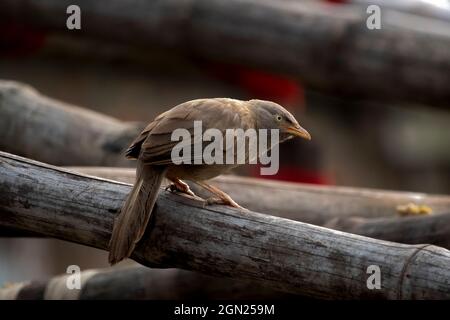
0,81,143,167
5,166,450,249
0,266,295,300
1,0,450,106
70,167,450,228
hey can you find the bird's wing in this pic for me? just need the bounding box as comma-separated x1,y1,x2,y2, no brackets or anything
125,120,159,159
124,100,198,159
136,98,253,165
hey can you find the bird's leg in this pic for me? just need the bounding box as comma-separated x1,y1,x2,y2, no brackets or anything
194,181,244,209
166,178,197,198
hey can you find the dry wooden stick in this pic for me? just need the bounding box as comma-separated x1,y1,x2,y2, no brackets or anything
1,151,449,299
70,167,450,226
1,81,449,225
324,214,450,250
0,266,296,300
0,80,143,167
1,0,450,106
6,166,450,250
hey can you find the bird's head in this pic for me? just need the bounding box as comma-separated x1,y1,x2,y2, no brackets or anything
249,99,311,142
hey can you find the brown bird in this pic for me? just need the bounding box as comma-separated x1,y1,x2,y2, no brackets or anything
108,98,311,265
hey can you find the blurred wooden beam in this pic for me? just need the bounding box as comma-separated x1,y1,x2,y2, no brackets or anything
324,213,450,249
0,0,449,107
1,151,450,299
71,166,450,225
1,266,296,300
0,81,143,167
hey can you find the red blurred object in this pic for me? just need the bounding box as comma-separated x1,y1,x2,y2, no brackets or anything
0,23,46,57
236,68,304,106
204,62,305,107
325,0,348,4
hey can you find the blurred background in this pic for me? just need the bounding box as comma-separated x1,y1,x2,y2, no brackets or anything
0,0,449,288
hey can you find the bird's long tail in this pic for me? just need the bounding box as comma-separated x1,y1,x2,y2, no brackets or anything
108,162,166,265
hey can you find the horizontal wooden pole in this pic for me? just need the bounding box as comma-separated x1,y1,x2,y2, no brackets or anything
0,81,143,167
7,166,450,250
0,266,295,300
70,167,450,234
324,213,450,250
1,0,450,106
1,151,449,299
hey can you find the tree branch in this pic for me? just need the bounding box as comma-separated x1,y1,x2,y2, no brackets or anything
324,214,450,249
0,81,143,167
1,266,296,300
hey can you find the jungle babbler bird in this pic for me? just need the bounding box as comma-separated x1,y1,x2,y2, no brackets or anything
108,98,311,265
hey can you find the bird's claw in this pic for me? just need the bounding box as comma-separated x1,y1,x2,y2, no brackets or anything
166,182,197,198
165,184,175,192
205,196,245,210
205,197,222,206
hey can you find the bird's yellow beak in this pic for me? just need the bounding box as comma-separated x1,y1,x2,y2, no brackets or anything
286,125,311,140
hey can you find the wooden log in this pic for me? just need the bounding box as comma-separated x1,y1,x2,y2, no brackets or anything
1,0,450,106
70,167,450,226
6,166,450,250
324,213,450,250
1,266,296,300
0,81,143,167
1,151,449,299
352,0,450,22
1,81,449,224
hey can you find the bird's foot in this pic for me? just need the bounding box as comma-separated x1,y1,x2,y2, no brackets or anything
166,179,197,198
192,180,246,210
165,184,180,193
205,196,244,209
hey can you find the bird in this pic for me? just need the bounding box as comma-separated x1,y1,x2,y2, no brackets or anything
108,98,311,265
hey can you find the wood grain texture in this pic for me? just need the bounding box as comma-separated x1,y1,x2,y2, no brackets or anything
324,213,450,250
1,152,449,299
1,0,450,106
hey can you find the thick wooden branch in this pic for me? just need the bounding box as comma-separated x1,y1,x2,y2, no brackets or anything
1,1,450,106
6,166,450,249
0,81,143,167
324,214,450,250
1,151,449,299
2,81,450,225
0,266,295,300
70,167,450,228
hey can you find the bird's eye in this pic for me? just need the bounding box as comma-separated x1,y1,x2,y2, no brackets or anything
275,115,282,122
